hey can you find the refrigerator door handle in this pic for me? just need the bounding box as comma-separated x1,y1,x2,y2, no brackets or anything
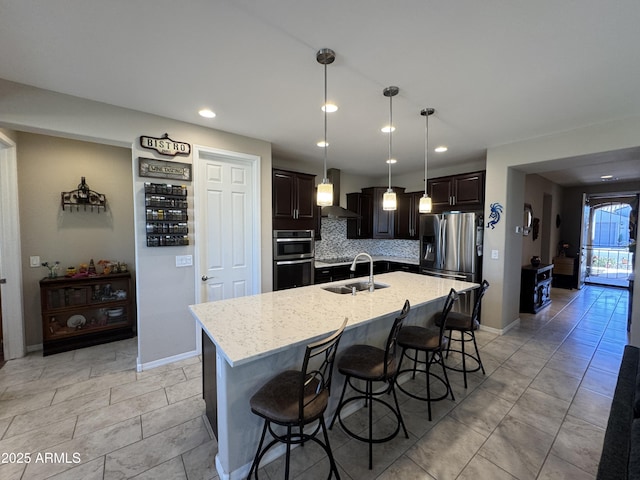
422,269,468,281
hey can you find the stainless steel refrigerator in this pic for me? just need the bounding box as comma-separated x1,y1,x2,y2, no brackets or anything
419,212,484,283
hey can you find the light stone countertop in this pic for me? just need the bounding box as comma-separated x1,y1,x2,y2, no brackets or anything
190,271,477,367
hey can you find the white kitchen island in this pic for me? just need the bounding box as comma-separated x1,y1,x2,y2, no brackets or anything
189,271,477,479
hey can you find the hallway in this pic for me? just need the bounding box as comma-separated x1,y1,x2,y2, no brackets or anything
0,284,629,479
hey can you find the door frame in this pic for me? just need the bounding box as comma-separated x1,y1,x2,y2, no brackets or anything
192,145,261,351
0,131,26,359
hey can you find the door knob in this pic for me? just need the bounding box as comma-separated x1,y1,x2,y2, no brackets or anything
201,275,209,281
0,278,6,284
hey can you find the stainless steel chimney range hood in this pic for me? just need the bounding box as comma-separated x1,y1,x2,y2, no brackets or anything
320,168,361,218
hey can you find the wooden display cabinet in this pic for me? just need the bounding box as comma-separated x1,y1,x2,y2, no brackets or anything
40,273,135,355
520,264,553,313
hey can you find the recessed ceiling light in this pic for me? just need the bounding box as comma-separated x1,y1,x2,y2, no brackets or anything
600,175,613,179
198,109,216,118
322,103,338,113
381,125,396,133
434,146,448,153
386,158,397,164
317,141,329,147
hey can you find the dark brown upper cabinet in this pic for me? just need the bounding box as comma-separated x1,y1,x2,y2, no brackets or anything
428,171,485,213
346,192,373,239
346,187,405,239
395,191,423,239
272,168,316,231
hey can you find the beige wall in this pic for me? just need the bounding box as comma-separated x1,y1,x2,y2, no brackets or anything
17,132,134,347
485,115,640,333
0,79,272,365
521,174,563,266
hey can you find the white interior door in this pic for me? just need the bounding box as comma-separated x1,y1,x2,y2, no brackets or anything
0,132,26,359
195,147,260,303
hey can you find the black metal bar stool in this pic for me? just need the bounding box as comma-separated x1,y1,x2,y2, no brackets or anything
396,288,458,421
437,280,489,388
247,318,347,480
329,300,410,470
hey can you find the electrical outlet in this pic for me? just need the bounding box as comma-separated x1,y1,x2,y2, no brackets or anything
175,255,193,267
491,249,499,260
30,255,41,267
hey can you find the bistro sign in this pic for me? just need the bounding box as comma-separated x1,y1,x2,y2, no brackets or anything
140,133,191,156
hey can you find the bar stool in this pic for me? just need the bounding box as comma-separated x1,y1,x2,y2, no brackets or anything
329,300,410,470
247,318,347,480
437,280,489,388
396,288,458,421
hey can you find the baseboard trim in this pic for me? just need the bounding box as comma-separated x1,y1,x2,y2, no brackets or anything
26,343,43,353
480,318,521,335
137,349,199,372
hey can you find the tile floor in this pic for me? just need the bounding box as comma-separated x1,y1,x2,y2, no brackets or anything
0,284,628,479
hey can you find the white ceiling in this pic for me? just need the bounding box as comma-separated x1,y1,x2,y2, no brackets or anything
1,0,639,186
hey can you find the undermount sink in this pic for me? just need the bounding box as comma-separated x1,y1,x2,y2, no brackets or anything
321,281,389,294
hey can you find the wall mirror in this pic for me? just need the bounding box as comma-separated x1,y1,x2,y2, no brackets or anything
523,203,533,236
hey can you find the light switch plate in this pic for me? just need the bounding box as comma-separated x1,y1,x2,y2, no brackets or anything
175,255,193,267
491,249,499,260
30,255,41,267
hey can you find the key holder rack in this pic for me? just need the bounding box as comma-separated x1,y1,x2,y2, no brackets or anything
61,177,107,212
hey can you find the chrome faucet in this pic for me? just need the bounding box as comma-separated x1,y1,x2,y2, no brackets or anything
351,252,374,292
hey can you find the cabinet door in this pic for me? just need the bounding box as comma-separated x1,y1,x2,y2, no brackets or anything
368,188,394,239
295,174,316,220
346,193,373,239
394,192,423,240
395,193,414,239
428,178,453,210
453,172,484,206
272,170,295,219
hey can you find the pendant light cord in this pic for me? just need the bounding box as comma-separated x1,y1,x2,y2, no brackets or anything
388,92,393,189
323,62,328,183
424,110,428,195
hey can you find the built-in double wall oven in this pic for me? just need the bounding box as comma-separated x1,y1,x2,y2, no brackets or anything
273,230,315,291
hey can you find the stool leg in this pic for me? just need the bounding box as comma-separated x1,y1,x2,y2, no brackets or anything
284,425,292,480
329,376,349,430
390,381,409,439
367,380,373,470
425,351,432,421
247,420,269,479
320,416,341,479
461,330,468,388
439,350,455,401
471,331,485,374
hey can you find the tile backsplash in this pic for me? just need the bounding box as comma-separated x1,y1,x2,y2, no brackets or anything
315,218,419,260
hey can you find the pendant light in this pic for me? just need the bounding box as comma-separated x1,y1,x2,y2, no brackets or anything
382,86,399,211
316,48,335,206
419,108,435,213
